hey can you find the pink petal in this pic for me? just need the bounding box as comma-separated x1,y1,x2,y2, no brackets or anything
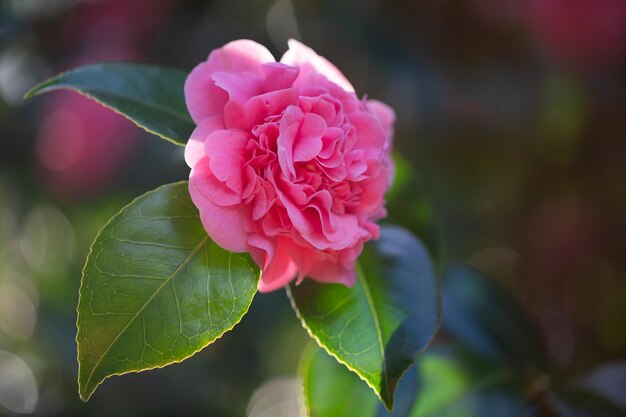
349,111,385,159
246,234,273,266
255,238,298,292
204,129,249,195
280,39,355,93
184,40,275,123
184,115,226,167
272,173,314,235
189,158,240,206
262,62,300,91
261,206,288,236
304,212,363,251
207,39,275,73
244,88,300,128
212,71,263,105
288,244,356,286
367,99,396,133
252,180,276,221
189,169,249,252
294,113,326,162
277,105,303,177
184,62,229,124
357,171,390,214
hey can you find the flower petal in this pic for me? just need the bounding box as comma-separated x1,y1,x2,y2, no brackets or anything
184,115,225,167
189,168,249,252
205,129,250,196
189,157,241,206
281,39,354,93
184,39,275,123
255,237,298,292
294,113,326,162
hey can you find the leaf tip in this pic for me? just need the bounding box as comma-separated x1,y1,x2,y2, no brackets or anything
78,385,93,403
382,394,394,412
77,362,99,402
22,85,40,102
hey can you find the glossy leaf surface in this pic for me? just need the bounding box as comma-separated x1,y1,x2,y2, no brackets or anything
300,344,418,417
25,63,194,145
77,182,259,400
289,226,439,409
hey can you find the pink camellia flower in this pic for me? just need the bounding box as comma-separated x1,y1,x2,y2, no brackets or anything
184,39,395,292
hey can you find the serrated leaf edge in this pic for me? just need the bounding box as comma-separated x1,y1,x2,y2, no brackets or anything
286,275,401,411
287,243,443,412
76,181,260,401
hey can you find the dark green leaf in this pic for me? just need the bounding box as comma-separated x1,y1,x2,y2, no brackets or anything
289,226,440,409
442,264,545,367
24,63,194,145
548,388,626,417
410,347,527,417
301,343,528,417
77,182,259,401
386,153,443,265
300,344,418,417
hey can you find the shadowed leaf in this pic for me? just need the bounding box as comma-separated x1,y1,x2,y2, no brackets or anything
289,226,439,409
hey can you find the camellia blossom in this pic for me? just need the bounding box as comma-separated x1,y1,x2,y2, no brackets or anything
184,39,395,292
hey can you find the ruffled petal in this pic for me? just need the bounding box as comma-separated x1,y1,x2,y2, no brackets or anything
184,115,225,167
189,167,249,252
184,40,275,123
255,237,298,292
204,129,250,196
281,39,354,93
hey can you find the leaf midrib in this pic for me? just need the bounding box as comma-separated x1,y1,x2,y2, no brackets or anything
81,235,209,392
356,262,390,404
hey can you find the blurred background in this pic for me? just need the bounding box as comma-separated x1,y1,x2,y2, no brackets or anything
1,0,625,415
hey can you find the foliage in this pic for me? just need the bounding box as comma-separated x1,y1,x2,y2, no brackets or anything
26,63,626,417
27,64,440,409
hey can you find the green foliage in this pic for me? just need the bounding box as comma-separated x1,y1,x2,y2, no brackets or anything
548,388,626,417
409,348,526,417
77,182,259,400
24,64,194,145
440,265,626,417
386,153,443,265
300,343,527,417
300,344,419,417
547,361,626,417
442,264,546,367
289,226,440,409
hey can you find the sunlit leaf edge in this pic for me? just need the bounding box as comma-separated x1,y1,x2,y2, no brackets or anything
287,260,442,411
24,64,192,147
76,181,260,401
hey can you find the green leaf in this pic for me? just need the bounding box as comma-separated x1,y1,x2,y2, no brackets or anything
300,344,419,417
546,362,626,417
77,182,259,401
24,63,194,145
409,347,527,417
386,152,444,265
288,226,440,410
548,388,626,417
442,264,546,367
300,343,528,417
